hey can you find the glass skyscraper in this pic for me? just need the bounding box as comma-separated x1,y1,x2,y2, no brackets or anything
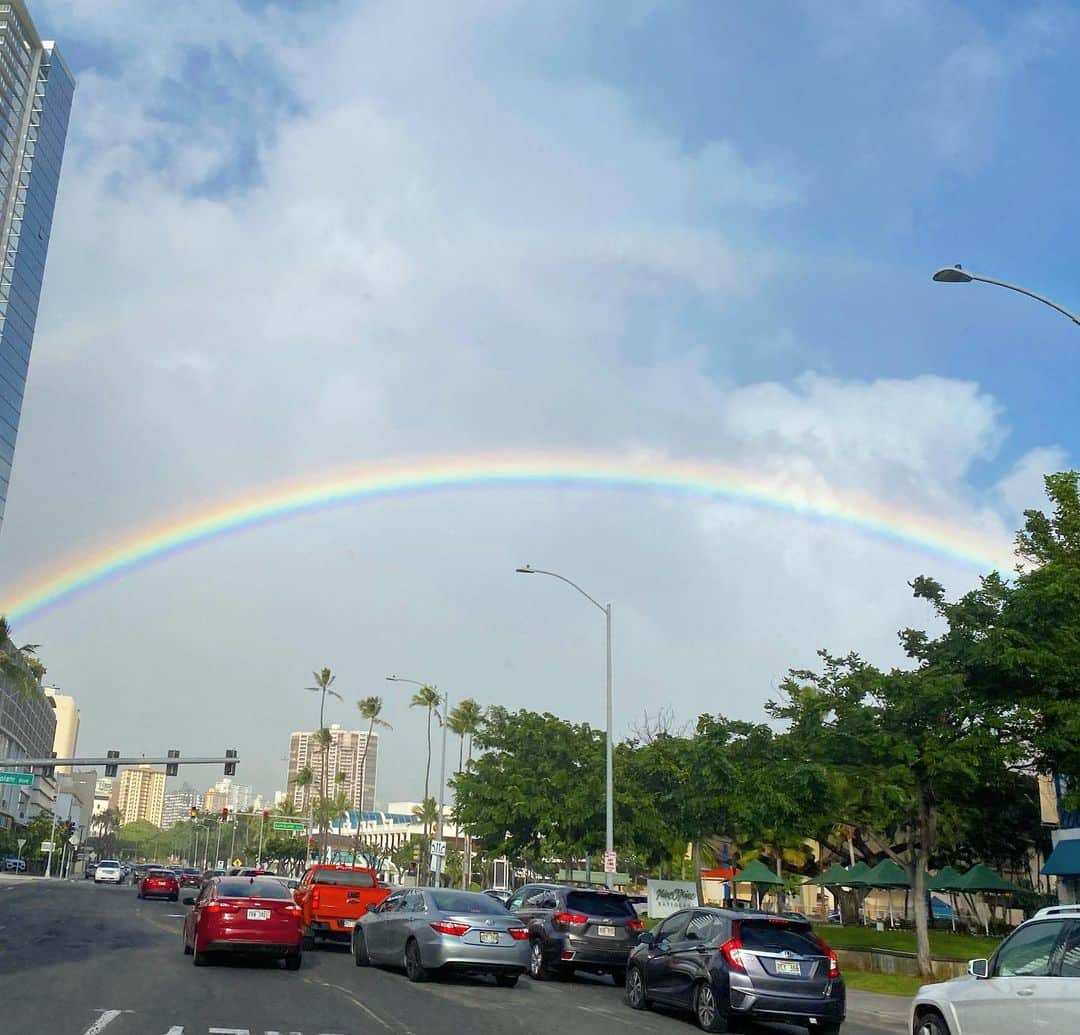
0,2,73,526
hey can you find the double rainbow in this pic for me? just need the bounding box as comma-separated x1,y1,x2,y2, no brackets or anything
0,451,1016,624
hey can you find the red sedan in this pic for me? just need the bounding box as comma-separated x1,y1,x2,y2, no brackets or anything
138,868,179,901
183,876,303,969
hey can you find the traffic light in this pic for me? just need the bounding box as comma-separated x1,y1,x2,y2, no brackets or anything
307,837,315,849
221,807,229,821
224,749,237,776
105,749,120,778
189,806,199,820
166,749,180,777
262,810,269,820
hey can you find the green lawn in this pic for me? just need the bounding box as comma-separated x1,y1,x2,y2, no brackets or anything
842,970,928,997
815,924,1000,960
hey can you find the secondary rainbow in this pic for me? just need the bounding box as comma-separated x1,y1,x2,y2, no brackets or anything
0,451,1016,624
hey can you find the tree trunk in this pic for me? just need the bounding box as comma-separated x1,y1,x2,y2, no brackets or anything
422,709,433,883
775,853,786,912
693,841,705,905
913,775,934,977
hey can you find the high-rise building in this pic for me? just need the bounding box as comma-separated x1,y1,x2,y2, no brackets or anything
0,654,55,828
202,777,251,815
0,3,75,526
42,686,78,772
285,725,379,813
91,776,113,817
114,766,166,827
161,789,200,829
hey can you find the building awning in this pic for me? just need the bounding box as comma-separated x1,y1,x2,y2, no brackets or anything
1042,839,1080,877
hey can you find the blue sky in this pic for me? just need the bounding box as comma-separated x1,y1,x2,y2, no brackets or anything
6,0,1077,799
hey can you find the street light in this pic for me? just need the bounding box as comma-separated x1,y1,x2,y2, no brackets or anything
386,675,449,886
516,564,615,889
932,265,1080,326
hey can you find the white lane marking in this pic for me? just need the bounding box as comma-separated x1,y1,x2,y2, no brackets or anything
161,1028,184,1034
165,913,186,917
302,978,392,1030
208,1030,250,1035
82,1011,124,1035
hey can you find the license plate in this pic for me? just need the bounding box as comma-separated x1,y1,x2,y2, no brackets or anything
597,925,616,938
776,960,801,975
342,919,356,928
479,931,499,944
247,909,271,921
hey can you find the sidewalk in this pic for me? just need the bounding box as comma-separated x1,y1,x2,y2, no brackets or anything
847,989,911,1032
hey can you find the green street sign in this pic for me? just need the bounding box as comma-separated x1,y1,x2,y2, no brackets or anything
0,772,33,786
272,820,306,832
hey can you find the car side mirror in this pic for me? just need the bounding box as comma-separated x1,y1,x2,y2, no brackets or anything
182,896,196,906
637,931,654,947
968,958,989,979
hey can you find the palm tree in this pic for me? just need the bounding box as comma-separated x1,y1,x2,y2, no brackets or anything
411,796,440,884
291,766,314,815
351,696,392,864
305,667,341,856
447,698,483,887
0,616,42,699
409,686,443,847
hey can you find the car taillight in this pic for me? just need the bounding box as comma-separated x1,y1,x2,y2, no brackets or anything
204,902,226,914
720,936,746,972
815,936,840,978
430,921,470,937
508,927,529,941
626,919,644,931
553,912,589,927
311,888,320,909
283,903,302,914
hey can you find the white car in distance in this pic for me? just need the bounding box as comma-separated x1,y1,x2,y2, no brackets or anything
93,860,124,884
910,905,1080,1034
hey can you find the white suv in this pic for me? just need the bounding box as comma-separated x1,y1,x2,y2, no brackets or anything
93,860,124,884
910,906,1080,1034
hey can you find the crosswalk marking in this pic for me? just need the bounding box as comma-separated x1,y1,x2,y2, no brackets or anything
81,1011,123,1035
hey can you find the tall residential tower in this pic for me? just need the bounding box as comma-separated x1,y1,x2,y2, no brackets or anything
286,726,379,814
0,3,74,525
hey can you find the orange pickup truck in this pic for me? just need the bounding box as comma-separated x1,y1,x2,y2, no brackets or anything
294,864,391,947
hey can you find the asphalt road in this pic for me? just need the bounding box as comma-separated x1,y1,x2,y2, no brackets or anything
0,878,907,1035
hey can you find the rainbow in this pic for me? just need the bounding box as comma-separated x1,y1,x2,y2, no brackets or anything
0,451,1016,624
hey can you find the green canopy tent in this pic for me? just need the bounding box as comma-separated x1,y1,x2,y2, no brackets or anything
955,864,1026,935
928,866,965,931
862,858,910,927
731,858,785,910
810,863,855,924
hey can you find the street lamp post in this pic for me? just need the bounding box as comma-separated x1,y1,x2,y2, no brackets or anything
932,265,1080,326
387,676,450,886
516,565,615,889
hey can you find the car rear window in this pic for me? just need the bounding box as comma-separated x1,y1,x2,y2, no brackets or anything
217,878,292,899
738,920,823,955
565,891,636,918
431,891,508,914
313,869,376,888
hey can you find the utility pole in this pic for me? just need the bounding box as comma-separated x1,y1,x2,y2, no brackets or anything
44,808,59,878
214,817,223,868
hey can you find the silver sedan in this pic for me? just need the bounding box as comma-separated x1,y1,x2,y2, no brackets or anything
352,887,530,986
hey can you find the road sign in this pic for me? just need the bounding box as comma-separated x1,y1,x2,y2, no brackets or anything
40,841,55,852
232,858,243,866
0,772,33,786
430,839,446,858
603,850,617,874
16,838,25,851
272,820,306,832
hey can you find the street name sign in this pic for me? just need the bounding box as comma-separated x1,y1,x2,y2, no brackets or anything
272,820,306,832
0,772,33,786
40,841,55,852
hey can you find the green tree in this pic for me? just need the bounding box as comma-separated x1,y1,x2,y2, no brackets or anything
0,616,43,699
351,696,392,864
410,685,443,847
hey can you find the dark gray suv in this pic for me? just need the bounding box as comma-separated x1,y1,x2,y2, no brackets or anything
506,883,644,984
626,907,845,1032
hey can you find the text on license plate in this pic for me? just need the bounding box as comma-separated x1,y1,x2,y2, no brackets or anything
247,909,271,920
479,931,499,944
342,919,356,927
776,961,801,975
597,925,616,937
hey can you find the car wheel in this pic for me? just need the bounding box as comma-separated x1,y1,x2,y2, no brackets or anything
625,965,648,1010
495,971,519,988
816,1025,842,1035
301,928,315,951
284,951,302,971
353,929,370,967
694,980,728,1032
528,939,552,980
192,932,210,967
913,1010,951,1035
609,966,627,988
404,939,430,983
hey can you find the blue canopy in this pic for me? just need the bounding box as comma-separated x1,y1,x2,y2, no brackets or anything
1042,839,1080,877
